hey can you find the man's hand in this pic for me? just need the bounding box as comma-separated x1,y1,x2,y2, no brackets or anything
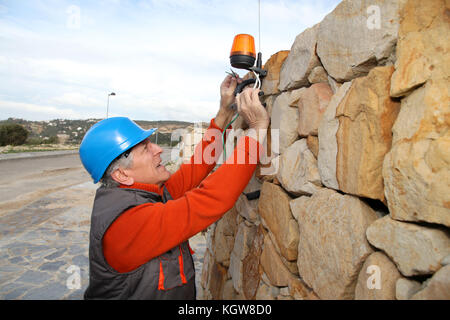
236,88,269,130
215,74,243,129
236,87,269,144
220,74,242,109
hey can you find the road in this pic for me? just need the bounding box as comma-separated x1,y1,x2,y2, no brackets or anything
0,149,206,300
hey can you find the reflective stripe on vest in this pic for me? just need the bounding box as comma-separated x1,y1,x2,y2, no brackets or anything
84,186,196,300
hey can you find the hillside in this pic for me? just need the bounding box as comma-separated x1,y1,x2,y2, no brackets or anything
0,118,198,146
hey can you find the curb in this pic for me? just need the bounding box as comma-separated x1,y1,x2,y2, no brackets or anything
0,150,79,161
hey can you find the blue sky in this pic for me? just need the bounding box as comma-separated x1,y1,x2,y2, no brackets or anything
0,0,340,122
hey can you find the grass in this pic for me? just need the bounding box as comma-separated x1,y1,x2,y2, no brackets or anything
0,144,79,154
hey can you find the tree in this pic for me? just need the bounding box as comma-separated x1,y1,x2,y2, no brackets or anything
0,123,29,146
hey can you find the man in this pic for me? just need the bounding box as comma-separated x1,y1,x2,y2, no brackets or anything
79,75,269,299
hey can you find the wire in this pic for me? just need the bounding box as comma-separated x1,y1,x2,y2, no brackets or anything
221,71,260,161
253,71,261,89
221,112,240,161
221,0,263,162
258,0,261,53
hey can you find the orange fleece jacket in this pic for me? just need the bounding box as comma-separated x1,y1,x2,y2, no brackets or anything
103,118,263,273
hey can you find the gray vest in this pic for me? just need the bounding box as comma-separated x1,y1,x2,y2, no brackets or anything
84,186,196,300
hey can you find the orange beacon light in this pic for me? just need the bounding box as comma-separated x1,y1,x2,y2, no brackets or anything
230,34,256,70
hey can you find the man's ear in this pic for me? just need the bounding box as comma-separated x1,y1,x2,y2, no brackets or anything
111,168,134,186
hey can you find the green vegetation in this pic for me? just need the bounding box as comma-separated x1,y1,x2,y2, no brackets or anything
0,123,29,146
2,146,78,154
0,118,194,150
26,136,59,145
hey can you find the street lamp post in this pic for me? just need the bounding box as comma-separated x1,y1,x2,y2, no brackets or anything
106,92,116,118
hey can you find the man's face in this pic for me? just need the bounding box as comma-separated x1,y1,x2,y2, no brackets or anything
123,138,171,186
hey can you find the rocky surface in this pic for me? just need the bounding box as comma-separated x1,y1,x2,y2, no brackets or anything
355,251,402,300
297,83,333,137
294,188,378,299
366,216,450,276
270,91,299,154
279,24,320,91
277,139,322,196
261,51,290,95
335,66,400,201
390,0,449,97
317,81,352,190
258,182,298,262
201,0,449,300
317,0,402,82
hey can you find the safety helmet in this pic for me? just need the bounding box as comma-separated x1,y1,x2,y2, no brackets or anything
79,117,157,183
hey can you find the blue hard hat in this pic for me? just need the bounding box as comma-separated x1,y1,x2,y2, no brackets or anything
79,117,157,183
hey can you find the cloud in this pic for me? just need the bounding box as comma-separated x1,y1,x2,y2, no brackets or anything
0,99,87,120
0,0,341,122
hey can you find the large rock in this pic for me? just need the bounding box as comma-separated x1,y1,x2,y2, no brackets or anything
261,50,290,95
298,83,333,137
355,251,402,300
335,66,400,201
256,122,278,180
288,277,319,300
265,230,299,275
257,182,299,261
288,88,307,108
279,24,320,91
295,188,378,299
317,0,402,82
205,253,228,300
277,139,322,196
201,249,230,300
236,173,261,223
260,234,295,287
308,66,329,84
235,194,259,224
255,276,279,300
390,0,450,97
241,225,264,300
396,278,422,300
383,79,450,227
271,91,299,154
306,135,319,159
317,81,352,189
410,265,450,300
317,67,401,201
228,222,257,294
210,206,238,267
289,196,310,222
366,216,450,276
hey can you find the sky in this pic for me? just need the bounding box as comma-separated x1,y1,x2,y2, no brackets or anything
0,0,341,122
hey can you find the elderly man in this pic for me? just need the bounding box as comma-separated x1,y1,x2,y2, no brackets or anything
79,75,269,300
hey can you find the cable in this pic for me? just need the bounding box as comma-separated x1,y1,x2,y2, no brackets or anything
221,1,263,162
258,0,261,54
221,72,260,162
221,112,240,161
253,71,261,89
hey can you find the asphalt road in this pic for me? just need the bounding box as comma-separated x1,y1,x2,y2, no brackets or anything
0,148,206,300
0,147,174,213
0,153,91,216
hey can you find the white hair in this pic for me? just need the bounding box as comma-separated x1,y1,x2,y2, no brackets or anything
100,151,134,188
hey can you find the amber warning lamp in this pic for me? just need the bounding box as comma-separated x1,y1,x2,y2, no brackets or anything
228,33,267,103
230,34,256,69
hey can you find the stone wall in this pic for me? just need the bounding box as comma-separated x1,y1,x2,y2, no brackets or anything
200,0,450,300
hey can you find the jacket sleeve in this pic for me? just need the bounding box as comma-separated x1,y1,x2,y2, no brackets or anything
103,135,263,273
164,118,229,200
